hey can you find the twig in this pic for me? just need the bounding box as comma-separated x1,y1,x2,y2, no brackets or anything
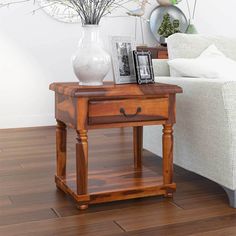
192,0,197,20
186,0,191,19
0,0,137,24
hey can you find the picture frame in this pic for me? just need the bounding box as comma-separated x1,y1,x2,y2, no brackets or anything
111,36,136,84
133,51,155,85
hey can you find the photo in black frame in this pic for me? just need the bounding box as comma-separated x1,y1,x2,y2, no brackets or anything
133,51,155,85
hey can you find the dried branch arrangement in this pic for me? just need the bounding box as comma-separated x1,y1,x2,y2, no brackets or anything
0,0,136,24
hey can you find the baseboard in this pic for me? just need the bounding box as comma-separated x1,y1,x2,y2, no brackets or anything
0,114,56,129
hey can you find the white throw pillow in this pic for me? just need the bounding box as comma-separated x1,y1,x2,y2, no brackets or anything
168,45,236,79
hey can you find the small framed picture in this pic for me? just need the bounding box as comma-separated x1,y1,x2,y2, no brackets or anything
133,51,155,85
111,36,136,84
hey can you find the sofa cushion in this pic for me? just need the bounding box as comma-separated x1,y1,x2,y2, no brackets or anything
144,76,236,190
168,44,236,79
152,59,170,77
167,33,236,76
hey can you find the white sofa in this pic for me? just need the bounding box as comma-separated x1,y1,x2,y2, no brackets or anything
143,33,236,207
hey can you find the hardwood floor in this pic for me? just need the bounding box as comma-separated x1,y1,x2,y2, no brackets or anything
0,126,235,236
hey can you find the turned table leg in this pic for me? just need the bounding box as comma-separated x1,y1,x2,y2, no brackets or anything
76,130,88,210
56,120,67,178
162,124,174,196
133,126,143,170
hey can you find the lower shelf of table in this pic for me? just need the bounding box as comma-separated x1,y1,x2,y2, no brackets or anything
55,166,176,206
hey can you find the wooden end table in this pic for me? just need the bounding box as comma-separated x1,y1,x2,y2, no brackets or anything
137,46,168,59
50,82,182,210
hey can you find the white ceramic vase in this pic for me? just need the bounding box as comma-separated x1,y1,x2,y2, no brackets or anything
72,25,111,86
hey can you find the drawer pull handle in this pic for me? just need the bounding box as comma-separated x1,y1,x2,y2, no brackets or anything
120,107,142,118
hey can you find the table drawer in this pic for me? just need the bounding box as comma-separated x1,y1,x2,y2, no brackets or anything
88,98,169,124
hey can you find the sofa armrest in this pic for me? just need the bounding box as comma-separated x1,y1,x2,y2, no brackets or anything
152,59,170,77
152,76,236,189
222,81,236,187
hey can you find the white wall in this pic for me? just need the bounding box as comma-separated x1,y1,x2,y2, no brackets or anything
0,0,236,128
178,0,236,37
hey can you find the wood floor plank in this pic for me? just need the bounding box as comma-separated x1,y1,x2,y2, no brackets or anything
0,208,58,226
190,226,236,236
0,216,123,236
54,198,173,218
0,200,176,231
115,205,236,231
113,213,236,236
0,126,234,236
23,221,123,236
173,193,228,210
0,196,12,207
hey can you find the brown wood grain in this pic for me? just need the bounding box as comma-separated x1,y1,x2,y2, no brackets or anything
76,98,88,130
133,126,143,169
115,205,236,232
158,50,169,59
0,217,122,236
113,213,236,236
0,208,58,227
191,226,236,236
168,94,176,124
56,120,67,178
162,124,174,188
76,130,89,209
89,98,168,117
137,46,168,59
50,82,182,209
1,127,236,235
49,82,182,98
88,116,168,127
89,98,169,124
87,119,167,130
0,196,12,207
56,165,176,205
56,94,76,128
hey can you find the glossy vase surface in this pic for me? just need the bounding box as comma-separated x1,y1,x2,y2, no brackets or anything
72,25,111,86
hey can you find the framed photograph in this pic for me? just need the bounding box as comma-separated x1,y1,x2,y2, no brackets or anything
111,36,136,84
133,51,155,85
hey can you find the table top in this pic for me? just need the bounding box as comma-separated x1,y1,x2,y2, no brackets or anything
50,82,182,98
137,45,167,49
